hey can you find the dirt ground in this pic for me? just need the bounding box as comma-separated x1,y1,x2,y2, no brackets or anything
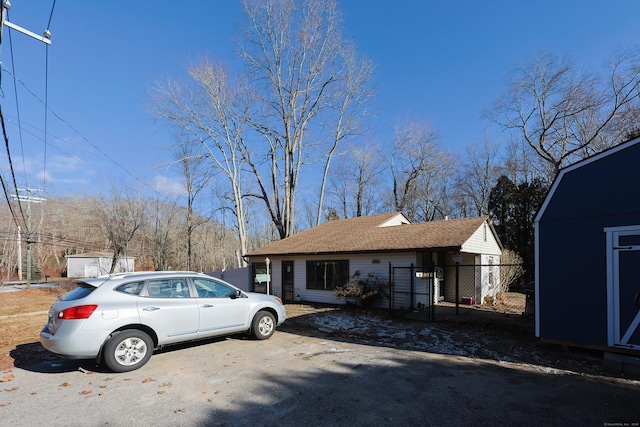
0,288,65,372
0,286,610,378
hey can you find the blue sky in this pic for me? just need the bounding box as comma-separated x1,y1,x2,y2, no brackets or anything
1,0,639,198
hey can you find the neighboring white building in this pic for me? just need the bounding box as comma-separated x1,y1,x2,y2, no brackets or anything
246,212,503,309
66,252,135,277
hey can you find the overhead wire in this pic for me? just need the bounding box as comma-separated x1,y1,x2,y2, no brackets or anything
0,64,157,194
41,0,57,224
5,10,28,189
3,112,109,166
47,1,57,30
0,107,24,229
0,106,26,227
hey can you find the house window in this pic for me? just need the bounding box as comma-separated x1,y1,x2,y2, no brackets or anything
252,262,269,293
306,260,349,291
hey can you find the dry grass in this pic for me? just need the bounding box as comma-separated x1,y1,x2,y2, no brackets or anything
0,288,65,371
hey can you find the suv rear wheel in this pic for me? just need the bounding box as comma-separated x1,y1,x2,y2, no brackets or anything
103,329,153,372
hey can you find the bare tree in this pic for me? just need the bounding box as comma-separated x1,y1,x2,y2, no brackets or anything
149,0,372,246
389,121,454,221
498,249,525,294
240,0,373,237
150,59,251,265
143,195,180,271
92,182,147,274
172,140,213,270
454,136,503,216
490,48,640,177
328,142,385,218
314,43,375,225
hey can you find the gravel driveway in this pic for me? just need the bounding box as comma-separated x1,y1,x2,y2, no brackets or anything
1,309,639,426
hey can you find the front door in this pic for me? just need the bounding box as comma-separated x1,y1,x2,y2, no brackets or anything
607,226,640,350
282,261,294,302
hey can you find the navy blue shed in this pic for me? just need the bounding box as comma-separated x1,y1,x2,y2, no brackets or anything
535,137,640,353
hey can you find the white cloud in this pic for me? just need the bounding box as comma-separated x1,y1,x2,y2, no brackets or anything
152,175,185,196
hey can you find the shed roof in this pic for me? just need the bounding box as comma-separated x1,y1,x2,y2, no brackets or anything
66,252,134,259
535,136,640,224
246,213,491,257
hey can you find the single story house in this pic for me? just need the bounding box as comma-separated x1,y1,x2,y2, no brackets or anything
535,136,640,355
66,252,134,278
245,212,503,309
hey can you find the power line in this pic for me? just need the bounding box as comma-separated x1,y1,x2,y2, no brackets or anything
0,172,20,228
6,19,28,187
0,64,157,194
0,106,26,226
43,0,56,197
46,1,57,31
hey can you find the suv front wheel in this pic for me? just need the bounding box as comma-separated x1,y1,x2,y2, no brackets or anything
251,311,276,340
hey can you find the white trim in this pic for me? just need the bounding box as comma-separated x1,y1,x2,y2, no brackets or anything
604,224,640,233
605,224,640,350
621,312,640,344
606,229,615,346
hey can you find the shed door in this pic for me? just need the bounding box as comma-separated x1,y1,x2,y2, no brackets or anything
607,227,640,350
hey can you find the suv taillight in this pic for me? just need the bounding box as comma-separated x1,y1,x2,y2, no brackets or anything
58,304,98,320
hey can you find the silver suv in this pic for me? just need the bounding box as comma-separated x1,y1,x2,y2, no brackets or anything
40,271,286,372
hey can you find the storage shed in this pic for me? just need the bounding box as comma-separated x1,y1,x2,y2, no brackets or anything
535,136,640,354
66,252,135,278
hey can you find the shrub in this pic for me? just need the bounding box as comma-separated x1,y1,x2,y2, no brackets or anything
333,271,381,308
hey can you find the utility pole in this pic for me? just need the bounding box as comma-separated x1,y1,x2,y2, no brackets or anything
17,225,22,280
13,188,45,288
1,2,52,287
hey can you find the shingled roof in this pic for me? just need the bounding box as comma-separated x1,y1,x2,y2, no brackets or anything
246,213,492,257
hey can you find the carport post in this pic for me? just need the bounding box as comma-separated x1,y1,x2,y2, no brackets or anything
452,253,462,315
265,257,271,295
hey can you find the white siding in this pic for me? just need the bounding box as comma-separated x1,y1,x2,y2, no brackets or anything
249,252,417,304
461,222,502,256
378,213,410,227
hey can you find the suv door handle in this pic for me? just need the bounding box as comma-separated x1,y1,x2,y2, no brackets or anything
143,307,160,311
201,304,214,308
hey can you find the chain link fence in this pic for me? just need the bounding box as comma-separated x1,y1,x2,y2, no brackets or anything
390,264,532,323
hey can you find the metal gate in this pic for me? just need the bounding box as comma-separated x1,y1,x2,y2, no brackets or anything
390,266,434,321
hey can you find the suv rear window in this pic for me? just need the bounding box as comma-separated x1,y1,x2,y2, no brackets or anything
58,282,96,301
115,281,145,295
